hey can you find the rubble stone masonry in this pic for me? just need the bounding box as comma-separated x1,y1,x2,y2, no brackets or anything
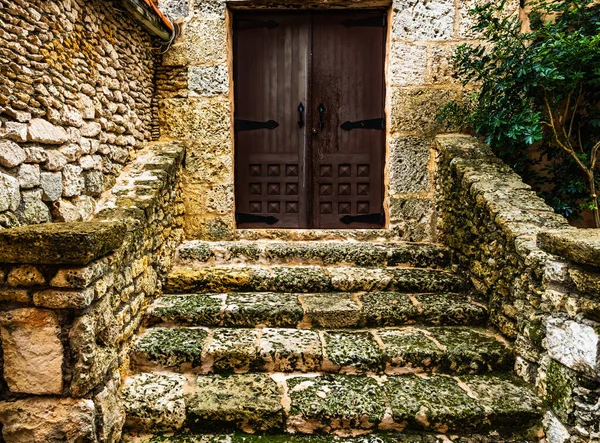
0,0,159,229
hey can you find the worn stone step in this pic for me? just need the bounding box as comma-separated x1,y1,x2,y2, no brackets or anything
164,266,469,294
130,326,512,375
121,372,541,436
146,292,487,329
176,240,451,269
122,429,542,442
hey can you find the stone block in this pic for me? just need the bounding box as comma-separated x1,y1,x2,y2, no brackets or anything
44,149,68,171
80,121,101,137
390,87,460,136
15,188,51,225
223,292,303,328
2,122,28,142
132,327,208,369
0,397,96,443
323,331,383,373
159,97,231,141
0,171,20,212
33,287,95,309
392,0,455,41
122,372,186,432
62,163,84,197
389,136,432,194
205,328,260,372
389,42,427,86
51,199,83,222
543,411,571,443
0,221,126,265
538,229,600,268
17,163,40,189
389,197,435,242
426,44,460,85
0,140,26,168
6,265,45,287
27,118,68,144
93,373,125,443
23,146,48,164
187,374,283,433
189,65,229,96
84,170,105,196
259,328,322,372
546,316,599,375
185,18,227,64
76,93,96,119
302,293,362,328
0,308,63,394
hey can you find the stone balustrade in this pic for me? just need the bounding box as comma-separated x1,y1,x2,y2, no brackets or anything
436,135,600,442
0,142,184,442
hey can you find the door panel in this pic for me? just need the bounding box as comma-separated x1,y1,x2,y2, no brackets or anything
310,12,386,229
234,14,310,228
234,11,386,229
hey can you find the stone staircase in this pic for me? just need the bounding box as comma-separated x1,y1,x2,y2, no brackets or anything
121,240,543,442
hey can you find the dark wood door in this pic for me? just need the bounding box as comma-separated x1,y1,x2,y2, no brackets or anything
234,11,386,229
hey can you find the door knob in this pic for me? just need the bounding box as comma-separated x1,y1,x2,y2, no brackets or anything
318,103,325,130
311,128,318,135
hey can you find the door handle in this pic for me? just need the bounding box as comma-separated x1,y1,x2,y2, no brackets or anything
297,103,304,128
318,103,325,130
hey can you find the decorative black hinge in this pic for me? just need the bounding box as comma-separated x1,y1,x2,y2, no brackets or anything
342,16,386,28
340,212,385,225
235,119,279,132
235,20,279,30
236,212,279,225
340,118,385,131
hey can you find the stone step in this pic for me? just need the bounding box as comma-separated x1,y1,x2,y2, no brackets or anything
122,430,542,442
176,240,451,269
121,372,541,436
164,266,469,294
146,292,487,329
130,326,512,375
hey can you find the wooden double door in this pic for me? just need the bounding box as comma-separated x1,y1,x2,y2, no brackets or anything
234,10,386,229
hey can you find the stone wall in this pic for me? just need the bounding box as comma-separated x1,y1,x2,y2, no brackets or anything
0,142,184,442
0,0,159,229
435,135,600,442
155,0,517,240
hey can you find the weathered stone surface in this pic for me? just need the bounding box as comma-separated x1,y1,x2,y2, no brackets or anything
148,294,225,326
122,373,186,432
287,374,386,433
224,292,303,327
0,140,26,168
538,229,600,268
62,164,84,197
206,328,260,372
187,374,283,432
189,65,229,96
389,43,427,86
546,316,599,375
0,397,96,443
259,328,322,372
44,149,68,171
27,118,68,144
302,293,362,328
184,18,228,64
389,198,435,242
33,286,95,309
132,327,208,369
389,137,432,194
0,308,63,394
0,221,126,265
2,122,28,142
15,189,51,225
323,331,383,373
392,0,455,41
93,372,125,443
80,121,102,137
51,199,84,222
159,97,231,141
0,171,20,212
6,265,45,287
17,163,40,189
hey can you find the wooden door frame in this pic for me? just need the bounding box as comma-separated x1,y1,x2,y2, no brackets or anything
227,4,392,230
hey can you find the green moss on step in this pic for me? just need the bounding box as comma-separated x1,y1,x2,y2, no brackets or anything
323,331,384,372
413,293,487,326
149,295,224,326
134,328,208,368
287,374,386,431
223,293,303,327
361,292,419,327
206,328,261,373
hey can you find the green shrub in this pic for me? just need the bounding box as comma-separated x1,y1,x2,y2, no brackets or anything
439,0,600,226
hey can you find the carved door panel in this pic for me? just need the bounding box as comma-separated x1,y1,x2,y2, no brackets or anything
234,11,386,229
234,13,310,228
310,12,386,229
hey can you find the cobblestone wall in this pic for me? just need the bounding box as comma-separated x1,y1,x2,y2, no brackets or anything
0,0,159,229
156,0,515,240
0,142,184,442
436,135,600,442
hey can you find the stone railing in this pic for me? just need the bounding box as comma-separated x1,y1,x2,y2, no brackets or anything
0,142,184,442
435,135,599,442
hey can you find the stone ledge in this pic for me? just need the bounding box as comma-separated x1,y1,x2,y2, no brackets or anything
538,229,600,268
0,221,126,265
